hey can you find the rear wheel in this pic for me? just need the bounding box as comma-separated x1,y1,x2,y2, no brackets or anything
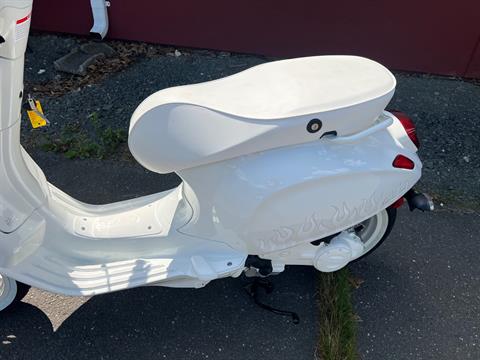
0,274,31,312
351,207,397,261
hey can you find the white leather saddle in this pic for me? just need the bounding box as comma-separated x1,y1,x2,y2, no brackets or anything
128,55,396,174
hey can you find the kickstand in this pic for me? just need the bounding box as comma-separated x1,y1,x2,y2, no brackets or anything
244,277,300,324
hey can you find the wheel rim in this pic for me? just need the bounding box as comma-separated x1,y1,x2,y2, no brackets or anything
0,275,4,297
0,274,18,311
351,209,389,257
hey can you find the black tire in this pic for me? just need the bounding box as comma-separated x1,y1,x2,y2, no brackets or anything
14,282,31,303
352,207,397,262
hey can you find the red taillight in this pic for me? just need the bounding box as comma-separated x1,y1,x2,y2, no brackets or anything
393,155,415,170
389,197,405,208
392,111,420,148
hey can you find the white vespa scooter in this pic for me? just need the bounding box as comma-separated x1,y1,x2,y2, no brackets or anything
0,0,433,313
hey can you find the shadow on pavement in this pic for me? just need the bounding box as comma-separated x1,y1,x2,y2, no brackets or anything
1,267,317,360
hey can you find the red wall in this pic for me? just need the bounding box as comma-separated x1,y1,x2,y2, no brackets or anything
31,0,480,78
465,39,480,78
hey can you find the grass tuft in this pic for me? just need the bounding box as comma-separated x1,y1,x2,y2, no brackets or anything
39,112,127,159
316,268,357,360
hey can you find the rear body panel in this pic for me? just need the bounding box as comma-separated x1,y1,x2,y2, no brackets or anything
178,112,420,254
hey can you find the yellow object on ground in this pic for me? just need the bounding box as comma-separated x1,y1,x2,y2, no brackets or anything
27,100,48,128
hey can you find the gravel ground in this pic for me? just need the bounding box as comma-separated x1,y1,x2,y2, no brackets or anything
1,33,479,359
28,54,265,129
25,33,78,84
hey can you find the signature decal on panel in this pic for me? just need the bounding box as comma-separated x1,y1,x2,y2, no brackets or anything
255,181,411,252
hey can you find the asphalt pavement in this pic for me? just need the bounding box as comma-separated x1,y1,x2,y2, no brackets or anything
1,268,316,360
351,208,480,359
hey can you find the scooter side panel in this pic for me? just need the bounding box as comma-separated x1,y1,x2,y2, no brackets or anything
178,119,421,254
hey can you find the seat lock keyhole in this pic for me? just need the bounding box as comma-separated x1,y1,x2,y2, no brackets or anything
307,119,322,133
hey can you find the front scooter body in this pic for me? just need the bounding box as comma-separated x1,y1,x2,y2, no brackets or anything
0,0,422,296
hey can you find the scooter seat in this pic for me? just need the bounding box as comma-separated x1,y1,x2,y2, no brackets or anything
129,55,396,174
